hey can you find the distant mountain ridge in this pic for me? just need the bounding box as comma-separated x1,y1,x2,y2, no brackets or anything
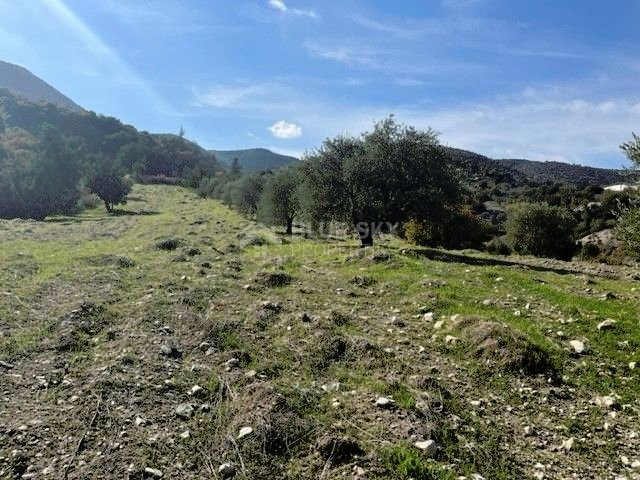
210,148,299,171
445,147,626,187
0,60,82,112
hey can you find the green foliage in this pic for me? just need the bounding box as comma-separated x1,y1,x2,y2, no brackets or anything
225,174,265,215
383,445,453,479
258,166,301,233
86,156,133,212
0,125,83,219
506,202,576,260
405,207,492,249
485,237,512,255
621,132,640,168
300,117,460,245
615,200,640,258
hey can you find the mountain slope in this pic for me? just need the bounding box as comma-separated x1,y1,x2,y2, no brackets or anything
0,60,82,111
211,148,299,171
446,147,626,187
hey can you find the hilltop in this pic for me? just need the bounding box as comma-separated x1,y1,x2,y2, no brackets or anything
0,60,82,112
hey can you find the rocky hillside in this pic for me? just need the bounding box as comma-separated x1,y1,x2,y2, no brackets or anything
0,184,638,479
0,60,82,112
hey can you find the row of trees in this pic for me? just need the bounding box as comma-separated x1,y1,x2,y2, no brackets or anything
200,117,487,248
0,124,133,219
198,119,640,261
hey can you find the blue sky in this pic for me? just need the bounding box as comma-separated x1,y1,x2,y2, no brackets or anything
0,0,638,167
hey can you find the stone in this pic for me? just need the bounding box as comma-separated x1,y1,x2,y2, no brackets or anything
237,426,253,439
630,362,637,370
444,335,459,345
433,320,445,330
569,340,586,354
189,385,205,397
597,319,616,331
423,312,434,322
144,467,163,478
175,403,194,419
375,397,394,408
414,439,437,456
561,437,574,451
595,395,620,410
159,344,182,359
218,463,236,478
179,430,190,439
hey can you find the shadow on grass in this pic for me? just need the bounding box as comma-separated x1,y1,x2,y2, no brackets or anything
110,209,159,217
409,247,576,276
43,209,159,223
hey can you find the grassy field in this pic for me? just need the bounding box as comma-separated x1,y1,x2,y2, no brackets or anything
1,184,639,479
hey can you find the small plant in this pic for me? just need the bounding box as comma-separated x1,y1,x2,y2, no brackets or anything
383,445,453,479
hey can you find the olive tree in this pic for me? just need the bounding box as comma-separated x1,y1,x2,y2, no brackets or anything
258,166,301,234
86,156,132,212
299,117,460,246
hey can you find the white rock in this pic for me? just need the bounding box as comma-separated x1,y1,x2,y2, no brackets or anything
135,416,146,427
629,362,636,370
189,385,205,397
423,312,434,322
597,319,616,331
414,439,437,456
569,340,586,354
218,463,236,478
595,395,620,410
237,426,253,439
175,403,194,419
144,467,163,478
444,335,459,345
561,437,574,451
179,430,190,439
375,396,393,408
433,320,445,330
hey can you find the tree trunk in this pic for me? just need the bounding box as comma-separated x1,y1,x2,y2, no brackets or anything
357,222,374,247
104,200,112,213
286,217,293,235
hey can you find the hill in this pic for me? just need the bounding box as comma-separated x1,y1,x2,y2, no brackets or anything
0,183,638,479
0,60,82,112
446,147,626,187
211,148,299,171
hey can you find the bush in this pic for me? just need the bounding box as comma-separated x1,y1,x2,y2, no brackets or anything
404,207,492,249
506,203,576,260
579,242,601,260
616,200,640,259
485,237,511,255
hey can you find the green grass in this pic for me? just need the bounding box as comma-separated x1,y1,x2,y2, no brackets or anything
1,184,638,479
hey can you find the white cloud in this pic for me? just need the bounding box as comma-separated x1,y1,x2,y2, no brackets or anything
268,120,302,139
267,0,317,18
304,40,482,76
192,84,267,108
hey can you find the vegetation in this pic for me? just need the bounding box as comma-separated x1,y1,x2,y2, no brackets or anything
615,132,640,257
258,166,301,234
506,202,576,260
1,184,639,479
86,157,133,212
299,117,460,246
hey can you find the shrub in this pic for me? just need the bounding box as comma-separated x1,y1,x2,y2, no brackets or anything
506,203,576,260
616,200,640,259
579,242,601,260
404,207,492,249
485,237,511,255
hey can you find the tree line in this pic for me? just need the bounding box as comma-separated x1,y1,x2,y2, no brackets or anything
0,88,224,219
199,118,640,262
